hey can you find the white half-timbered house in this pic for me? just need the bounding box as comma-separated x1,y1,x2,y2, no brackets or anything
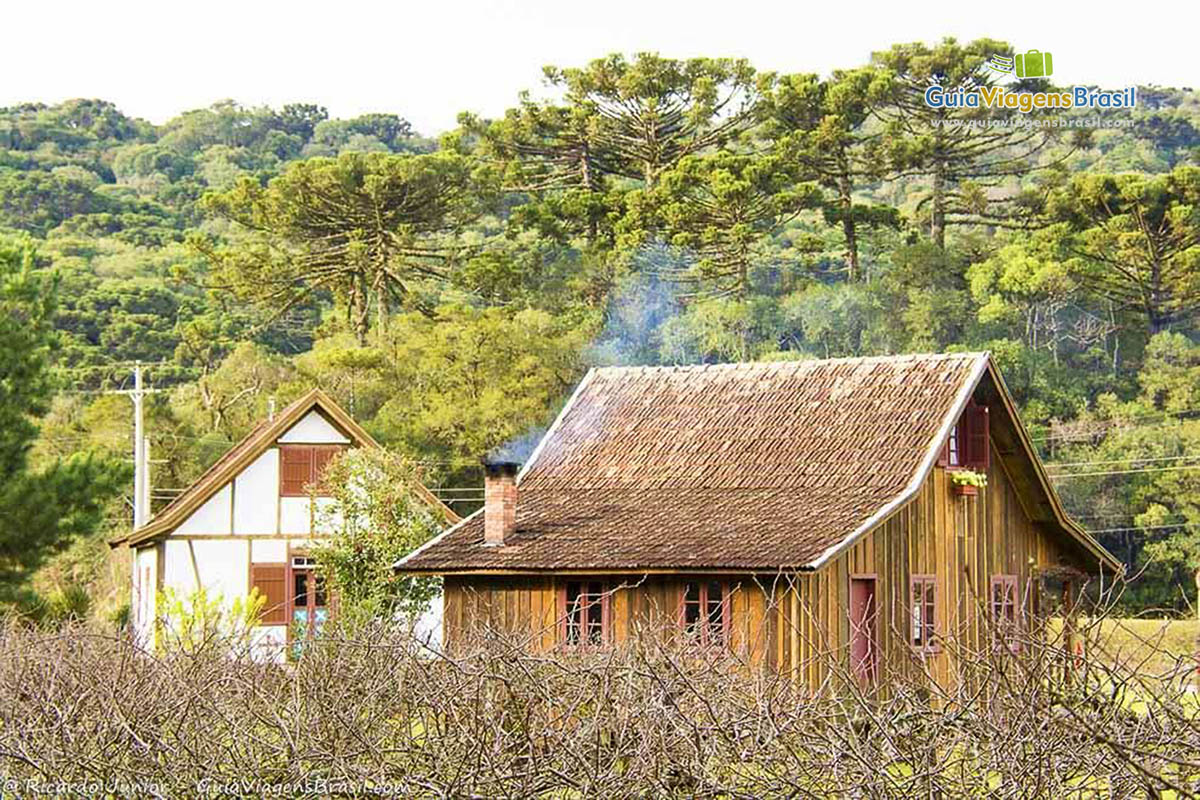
111,389,457,659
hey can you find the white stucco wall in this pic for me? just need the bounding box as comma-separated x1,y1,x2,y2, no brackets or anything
233,449,279,535
133,546,158,647
174,484,232,535
279,497,312,535
311,496,342,536
412,595,444,650
277,411,351,444
162,538,249,610
250,539,287,563
250,624,287,663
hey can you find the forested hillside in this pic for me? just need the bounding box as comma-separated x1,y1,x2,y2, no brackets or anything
4,39,1200,621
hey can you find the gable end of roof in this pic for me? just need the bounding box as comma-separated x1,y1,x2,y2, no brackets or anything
114,389,458,548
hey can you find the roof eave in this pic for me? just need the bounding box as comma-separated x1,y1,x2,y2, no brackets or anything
983,361,1124,575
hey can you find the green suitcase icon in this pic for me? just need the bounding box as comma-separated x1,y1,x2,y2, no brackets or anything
1015,50,1053,78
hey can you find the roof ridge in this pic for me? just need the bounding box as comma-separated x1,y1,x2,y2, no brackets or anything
592,351,989,375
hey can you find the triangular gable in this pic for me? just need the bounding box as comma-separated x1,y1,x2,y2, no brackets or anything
979,360,1121,573
113,389,458,548
811,356,1119,573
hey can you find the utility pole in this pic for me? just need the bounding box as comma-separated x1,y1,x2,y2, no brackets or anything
118,362,160,531
133,364,145,530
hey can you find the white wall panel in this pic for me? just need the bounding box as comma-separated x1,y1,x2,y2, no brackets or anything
133,546,158,646
279,497,311,535
191,539,249,608
311,497,342,536
250,625,287,664
162,540,199,595
162,539,248,611
277,411,350,444
234,449,279,535
251,539,287,563
173,484,232,535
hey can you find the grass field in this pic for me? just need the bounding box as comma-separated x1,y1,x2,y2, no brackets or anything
1084,617,1199,679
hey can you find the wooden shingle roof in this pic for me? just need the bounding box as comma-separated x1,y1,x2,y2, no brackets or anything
398,353,996,572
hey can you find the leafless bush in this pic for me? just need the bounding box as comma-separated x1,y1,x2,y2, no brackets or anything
0,603,1197,798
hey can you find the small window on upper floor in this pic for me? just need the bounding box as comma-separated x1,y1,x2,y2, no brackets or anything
279,445,344,496
940,398,989,471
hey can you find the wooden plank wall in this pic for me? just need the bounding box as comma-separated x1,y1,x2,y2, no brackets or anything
771,440,1079,692
443,439,1086,693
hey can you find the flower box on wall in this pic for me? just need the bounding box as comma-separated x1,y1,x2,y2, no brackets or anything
949,469,986,498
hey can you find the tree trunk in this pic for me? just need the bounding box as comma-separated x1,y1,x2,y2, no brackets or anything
930,161,946,250
353,272,370,346
374,272,389,337
930,122,947,250
838,172,860,282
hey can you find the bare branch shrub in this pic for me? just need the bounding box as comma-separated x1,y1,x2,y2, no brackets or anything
0,587,1197,798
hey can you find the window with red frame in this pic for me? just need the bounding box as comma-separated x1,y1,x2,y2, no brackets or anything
561,581,608,647
910,575,937,650
680,581,729,647
939,399,989,471
991,575,1020,649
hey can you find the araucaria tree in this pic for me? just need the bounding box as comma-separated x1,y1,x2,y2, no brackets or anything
197,151,491,344
760,68,899,281
1047,166,1200,334
543,53,766,189
656,151,822,298
469,53,770,251
872,38,1071,249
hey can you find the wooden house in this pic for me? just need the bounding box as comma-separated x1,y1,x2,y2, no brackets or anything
396,353,1121,688
111,389,457,659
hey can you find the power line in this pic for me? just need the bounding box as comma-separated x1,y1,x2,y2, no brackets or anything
1050,463,1200,479
1084,522,1193,534
1046,454,1200,470
1031,408,1200,442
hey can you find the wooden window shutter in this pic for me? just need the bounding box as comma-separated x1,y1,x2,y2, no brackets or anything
963,403,990,471
280,446,314,496
311,446,342,493
250,564,288,625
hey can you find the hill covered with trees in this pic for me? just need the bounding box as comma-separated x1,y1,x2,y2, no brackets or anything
3,39,1200,621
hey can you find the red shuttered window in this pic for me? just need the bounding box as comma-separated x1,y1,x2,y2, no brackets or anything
279,445,343,496
961,401,990,471
560,581,609,647
940,399,989,471
679,581,730,648
250,563,288,625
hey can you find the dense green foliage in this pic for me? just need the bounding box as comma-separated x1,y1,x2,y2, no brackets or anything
0,237,127,612
5,41,1200,619
310,449,445,620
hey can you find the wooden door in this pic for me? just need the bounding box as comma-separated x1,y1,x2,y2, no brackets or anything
849,576,878,684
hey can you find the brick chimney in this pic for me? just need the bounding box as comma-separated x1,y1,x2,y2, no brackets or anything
483,460,519,546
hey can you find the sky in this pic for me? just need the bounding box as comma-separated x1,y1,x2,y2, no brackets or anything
7,0,1198,135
